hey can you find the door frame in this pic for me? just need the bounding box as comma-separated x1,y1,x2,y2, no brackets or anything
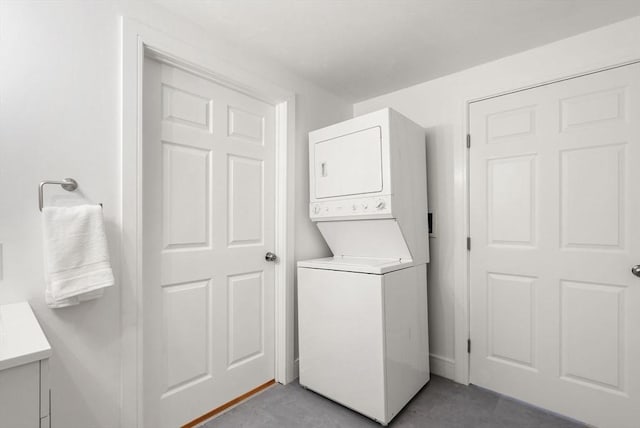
458,58,640,386
121,18,297,428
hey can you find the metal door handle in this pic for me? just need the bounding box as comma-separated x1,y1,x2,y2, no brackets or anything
632,265,640,278
265,252,278,262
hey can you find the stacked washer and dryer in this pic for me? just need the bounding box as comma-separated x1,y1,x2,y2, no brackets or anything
298,108,430,426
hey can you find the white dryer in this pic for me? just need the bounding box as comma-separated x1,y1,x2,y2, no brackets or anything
297,108,430,425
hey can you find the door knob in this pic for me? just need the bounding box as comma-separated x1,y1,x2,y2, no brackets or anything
265,252,278,262
632,265,640,278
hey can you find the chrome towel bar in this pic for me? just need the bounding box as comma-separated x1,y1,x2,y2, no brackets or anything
38,178,78,212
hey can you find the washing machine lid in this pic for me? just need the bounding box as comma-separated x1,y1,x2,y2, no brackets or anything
297,256,412,274
316,219,412,260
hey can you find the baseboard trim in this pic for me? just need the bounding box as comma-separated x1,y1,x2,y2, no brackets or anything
430,353,456,380
182,379,276,428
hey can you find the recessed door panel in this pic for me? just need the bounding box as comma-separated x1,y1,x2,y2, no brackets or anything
162,280,211,393
560,88,625,130
486,106,536,142
487,155,536,246
162,84,213,132
228,106,264,145
487,273,536,369
228,272,264,368
227,155,263,246
561,280,625,392
560,144,625,250
162,142,211,250
314,126,383,199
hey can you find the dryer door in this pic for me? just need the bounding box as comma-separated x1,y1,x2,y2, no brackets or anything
313,126,383,199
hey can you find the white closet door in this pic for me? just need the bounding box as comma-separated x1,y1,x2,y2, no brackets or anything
143,57,276,428
470,63,640,428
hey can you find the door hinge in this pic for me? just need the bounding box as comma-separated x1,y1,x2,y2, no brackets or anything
467,339,471,353
466,134,471,148
467,237,471,251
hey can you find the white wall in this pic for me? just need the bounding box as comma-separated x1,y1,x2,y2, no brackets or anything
292,92,347,360
354,16,640,382
0,2,350,427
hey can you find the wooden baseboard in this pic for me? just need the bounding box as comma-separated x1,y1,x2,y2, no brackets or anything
182,379,276,428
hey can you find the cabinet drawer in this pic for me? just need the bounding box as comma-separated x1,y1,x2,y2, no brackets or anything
0,362,40,428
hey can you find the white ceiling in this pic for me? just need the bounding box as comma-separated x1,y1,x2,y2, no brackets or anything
158,0,640,102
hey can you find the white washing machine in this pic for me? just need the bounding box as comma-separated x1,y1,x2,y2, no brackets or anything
298,108,430,425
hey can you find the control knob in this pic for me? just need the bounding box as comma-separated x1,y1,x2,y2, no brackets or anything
312,204,321,214
376,200,386,210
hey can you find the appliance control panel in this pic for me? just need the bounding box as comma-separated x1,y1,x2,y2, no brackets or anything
310,195,392,220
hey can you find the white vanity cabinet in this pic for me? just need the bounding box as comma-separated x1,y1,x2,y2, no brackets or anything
0,302,52,428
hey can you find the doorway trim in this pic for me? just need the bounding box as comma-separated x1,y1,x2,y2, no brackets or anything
458,57,640,386
121,18,297,428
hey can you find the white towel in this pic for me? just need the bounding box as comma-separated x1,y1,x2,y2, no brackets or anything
41,205,114,308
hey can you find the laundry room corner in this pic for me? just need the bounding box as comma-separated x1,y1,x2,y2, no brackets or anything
354,15,640,386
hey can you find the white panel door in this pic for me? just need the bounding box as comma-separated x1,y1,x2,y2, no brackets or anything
143,58,276,428
470,63,640,428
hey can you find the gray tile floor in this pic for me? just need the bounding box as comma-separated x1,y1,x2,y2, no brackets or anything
201,375,588,428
